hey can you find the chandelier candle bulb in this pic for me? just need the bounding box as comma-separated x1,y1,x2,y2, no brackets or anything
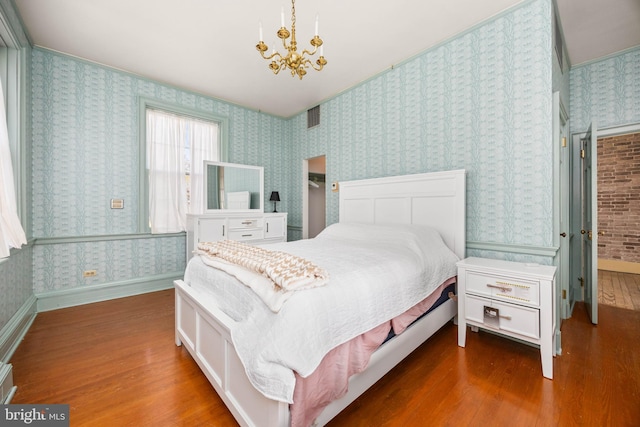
259,22,263,41
315,14,319,35
281,6,285,27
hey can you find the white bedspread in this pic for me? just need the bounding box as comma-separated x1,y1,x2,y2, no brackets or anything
195,240,329,312
184,222,459,404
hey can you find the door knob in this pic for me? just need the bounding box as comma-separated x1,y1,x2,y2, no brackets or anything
560,232,567,237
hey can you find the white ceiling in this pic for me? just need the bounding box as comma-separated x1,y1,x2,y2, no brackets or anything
13,0,640,118
556,0,640,65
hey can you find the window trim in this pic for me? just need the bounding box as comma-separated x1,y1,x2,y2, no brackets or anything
138,97,229,233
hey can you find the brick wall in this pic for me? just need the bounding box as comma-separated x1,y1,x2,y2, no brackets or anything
598,132,640,262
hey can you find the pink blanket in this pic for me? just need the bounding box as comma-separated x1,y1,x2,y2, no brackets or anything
290,278,456,427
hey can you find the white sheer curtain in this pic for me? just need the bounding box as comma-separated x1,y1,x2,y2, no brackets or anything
187,118,219,214
0,80,27,258
146,109,218,234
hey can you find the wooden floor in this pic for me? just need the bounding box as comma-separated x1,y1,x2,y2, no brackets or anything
599,270,640,310
10,289,640,427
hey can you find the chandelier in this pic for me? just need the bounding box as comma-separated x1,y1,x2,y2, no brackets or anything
256,0,327,79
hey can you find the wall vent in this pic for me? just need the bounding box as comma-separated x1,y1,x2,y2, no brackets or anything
307,105,320,129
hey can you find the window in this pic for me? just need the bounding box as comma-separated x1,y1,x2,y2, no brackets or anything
0,46,27,258
140,99,228,234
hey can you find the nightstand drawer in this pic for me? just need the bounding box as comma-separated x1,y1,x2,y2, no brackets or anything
465,294,540,340
228,229,263,241
465,270,539,306
228,218,263,228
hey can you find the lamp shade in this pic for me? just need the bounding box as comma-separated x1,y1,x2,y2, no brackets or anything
269,191,280,202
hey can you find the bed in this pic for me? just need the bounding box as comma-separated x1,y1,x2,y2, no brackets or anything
174,169,466,426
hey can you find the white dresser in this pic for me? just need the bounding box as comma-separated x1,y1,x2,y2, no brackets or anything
456,257,557,379
186,212,287,261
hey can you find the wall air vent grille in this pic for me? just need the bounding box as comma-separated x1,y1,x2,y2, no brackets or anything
307,105,320,129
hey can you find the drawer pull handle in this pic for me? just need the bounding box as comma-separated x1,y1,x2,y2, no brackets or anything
486,284,512,292
484,308,512,321
242,234,252,237
241,221,253,225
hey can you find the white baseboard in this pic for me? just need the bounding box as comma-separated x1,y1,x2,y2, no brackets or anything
0,295,37,363
598,259,640,274
36,272,181,312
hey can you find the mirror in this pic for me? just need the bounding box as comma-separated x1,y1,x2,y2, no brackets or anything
204,161,264,212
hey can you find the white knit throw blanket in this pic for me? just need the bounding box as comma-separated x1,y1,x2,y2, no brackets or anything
197,240,329,292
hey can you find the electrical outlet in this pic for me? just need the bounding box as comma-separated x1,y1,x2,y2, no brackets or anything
83,270,97,277
110,198,124,209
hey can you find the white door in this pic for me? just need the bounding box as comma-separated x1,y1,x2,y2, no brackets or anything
581,123,598,324
555,92,570,321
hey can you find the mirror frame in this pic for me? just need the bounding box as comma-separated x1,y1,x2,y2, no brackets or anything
203,161,264,213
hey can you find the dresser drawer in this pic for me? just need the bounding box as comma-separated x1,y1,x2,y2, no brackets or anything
228,218,263,229
465,270,539,306
465,294,539,339
228,229,263,241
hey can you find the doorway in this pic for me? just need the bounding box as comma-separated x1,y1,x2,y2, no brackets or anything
595,128,640,311
570,123,640,319
302,155,326,239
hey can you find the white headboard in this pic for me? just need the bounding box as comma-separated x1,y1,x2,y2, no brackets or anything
339,169,466,259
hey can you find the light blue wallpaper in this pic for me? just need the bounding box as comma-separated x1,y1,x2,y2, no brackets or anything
30,49,287,293
287,0,554,251
33,237,185,292
570,47,640,133
0,246,33,328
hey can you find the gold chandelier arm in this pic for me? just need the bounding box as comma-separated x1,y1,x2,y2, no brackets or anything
257,45,283,62
305,57,326,72
301,46,318,57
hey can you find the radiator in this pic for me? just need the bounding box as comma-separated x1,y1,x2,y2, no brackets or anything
0,363,16,403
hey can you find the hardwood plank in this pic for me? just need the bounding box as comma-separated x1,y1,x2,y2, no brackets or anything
598,270,640,311
598,270,616,306
9,290,640,426
629,273,640,310
10,290,237,427
614,272,634,309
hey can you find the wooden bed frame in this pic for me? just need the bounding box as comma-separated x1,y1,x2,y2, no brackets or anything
174,169,466,426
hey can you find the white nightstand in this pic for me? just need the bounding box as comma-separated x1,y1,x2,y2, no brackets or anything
456,257,557,379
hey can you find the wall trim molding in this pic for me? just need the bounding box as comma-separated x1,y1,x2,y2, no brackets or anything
466,241,559,258
36,272,180,312
570,45,640,70
34,232,184,246
0,295,37,363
